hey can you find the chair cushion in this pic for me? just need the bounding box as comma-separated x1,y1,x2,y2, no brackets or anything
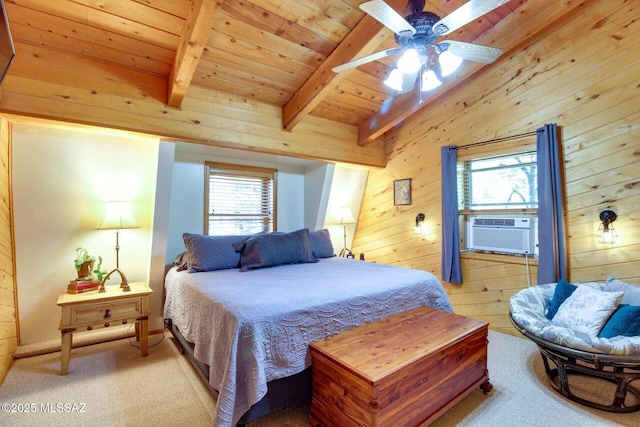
605,277,640,305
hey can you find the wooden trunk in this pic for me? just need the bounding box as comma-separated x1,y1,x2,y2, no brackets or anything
309,306,490,427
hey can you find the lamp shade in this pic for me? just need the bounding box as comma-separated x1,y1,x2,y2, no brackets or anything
338,207,356,225
96,201,139,230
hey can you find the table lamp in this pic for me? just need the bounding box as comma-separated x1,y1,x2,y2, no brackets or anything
337,207,356,258
95,201,139,292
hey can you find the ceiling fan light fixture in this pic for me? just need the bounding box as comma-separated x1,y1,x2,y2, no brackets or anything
439,50,463,77
384,68,405,91
336,1,506,97
396,48,422,74
421,69,441,91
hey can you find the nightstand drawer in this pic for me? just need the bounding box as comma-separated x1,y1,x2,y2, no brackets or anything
69,298,143,326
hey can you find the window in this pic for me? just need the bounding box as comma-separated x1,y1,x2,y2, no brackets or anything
458,151,537,211
458,148,538,256
205,162,277,235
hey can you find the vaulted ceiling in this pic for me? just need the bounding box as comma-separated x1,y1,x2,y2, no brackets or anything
4,0,579,147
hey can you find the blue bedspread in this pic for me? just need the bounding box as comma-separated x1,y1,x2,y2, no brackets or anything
163,257,452,427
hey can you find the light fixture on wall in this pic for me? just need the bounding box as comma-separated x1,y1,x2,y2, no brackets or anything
413,213,425,235
596,210,618,244
337,207,356,258
96,201,140,292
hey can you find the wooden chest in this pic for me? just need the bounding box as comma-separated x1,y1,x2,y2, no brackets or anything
309,306,491,427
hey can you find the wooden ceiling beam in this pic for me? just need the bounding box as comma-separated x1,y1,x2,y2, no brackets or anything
167,0,222,108
357,0,586,146
282,0,410,132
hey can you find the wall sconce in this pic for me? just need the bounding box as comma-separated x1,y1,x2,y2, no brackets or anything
596,210,618,244
413,213,425,235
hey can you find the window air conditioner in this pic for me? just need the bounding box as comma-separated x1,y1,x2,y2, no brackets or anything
468,216,533,255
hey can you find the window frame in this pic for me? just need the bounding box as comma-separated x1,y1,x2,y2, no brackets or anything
204,162,277,236
456,137,538,258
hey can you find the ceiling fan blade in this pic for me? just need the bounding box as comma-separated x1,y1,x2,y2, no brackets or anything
360,0,416,37
439,40,503,63
332,48,400,73
432,0,511,36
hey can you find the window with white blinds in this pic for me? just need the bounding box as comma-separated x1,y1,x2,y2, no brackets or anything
458,151,538,211
455,136,539,256
205,162,276,236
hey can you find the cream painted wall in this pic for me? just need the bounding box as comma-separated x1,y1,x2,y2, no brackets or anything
147,142,175,332
324,165,369,257
166,150,323,261
305,163,335,231
12,123,159,345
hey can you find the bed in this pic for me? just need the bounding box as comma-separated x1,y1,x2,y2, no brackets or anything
163,229,453,427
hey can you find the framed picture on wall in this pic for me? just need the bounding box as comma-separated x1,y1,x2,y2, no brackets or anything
394,179,411,206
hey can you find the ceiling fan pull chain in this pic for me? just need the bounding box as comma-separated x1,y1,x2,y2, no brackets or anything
419,65,424,104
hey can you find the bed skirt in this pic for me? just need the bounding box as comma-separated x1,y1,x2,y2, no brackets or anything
165,318,311,425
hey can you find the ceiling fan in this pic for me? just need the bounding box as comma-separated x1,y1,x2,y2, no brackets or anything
333,0,509,93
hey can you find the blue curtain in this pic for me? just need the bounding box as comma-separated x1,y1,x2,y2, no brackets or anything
441,146,462,283
537,123,567,284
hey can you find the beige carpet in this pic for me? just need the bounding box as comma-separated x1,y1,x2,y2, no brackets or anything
0,330,637,426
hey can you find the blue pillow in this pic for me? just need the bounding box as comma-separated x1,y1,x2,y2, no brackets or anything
546,279,577,320
598,304,640,338
183,233,250,272
308,229,335,258
234,228,317,271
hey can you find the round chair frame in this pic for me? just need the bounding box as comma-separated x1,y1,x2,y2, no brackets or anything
510,312,640,413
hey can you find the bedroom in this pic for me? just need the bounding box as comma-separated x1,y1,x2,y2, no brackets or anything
0,0,639,424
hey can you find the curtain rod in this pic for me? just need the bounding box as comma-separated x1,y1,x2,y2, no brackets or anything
450,130,539,151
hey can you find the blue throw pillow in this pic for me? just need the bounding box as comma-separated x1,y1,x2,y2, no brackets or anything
183,233,251,272
308,229,335,258
234,228,317,271
546,278,577,320
598,304,640,338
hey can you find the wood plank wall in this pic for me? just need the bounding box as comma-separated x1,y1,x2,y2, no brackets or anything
0,117,15,383
352,0,640,336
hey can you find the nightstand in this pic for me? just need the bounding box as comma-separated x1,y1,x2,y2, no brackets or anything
57,282,152,375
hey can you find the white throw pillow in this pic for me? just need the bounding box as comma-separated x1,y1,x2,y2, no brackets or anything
551,285,623,336
605,277,640,305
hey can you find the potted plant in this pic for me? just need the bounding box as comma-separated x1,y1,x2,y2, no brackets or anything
74,247,96,280
93,256,107,285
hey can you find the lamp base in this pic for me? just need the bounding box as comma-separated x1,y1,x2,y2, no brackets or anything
340,224,355,259
340,248,354,259
98,267,131,293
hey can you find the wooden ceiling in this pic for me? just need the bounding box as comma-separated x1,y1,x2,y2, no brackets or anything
5,0,559,146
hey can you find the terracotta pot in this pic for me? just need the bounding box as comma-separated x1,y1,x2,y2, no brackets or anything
76,260,95,280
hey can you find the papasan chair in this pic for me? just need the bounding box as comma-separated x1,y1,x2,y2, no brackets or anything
510,277,640,413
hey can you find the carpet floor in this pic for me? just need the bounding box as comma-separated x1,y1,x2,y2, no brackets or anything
0,329,637,426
